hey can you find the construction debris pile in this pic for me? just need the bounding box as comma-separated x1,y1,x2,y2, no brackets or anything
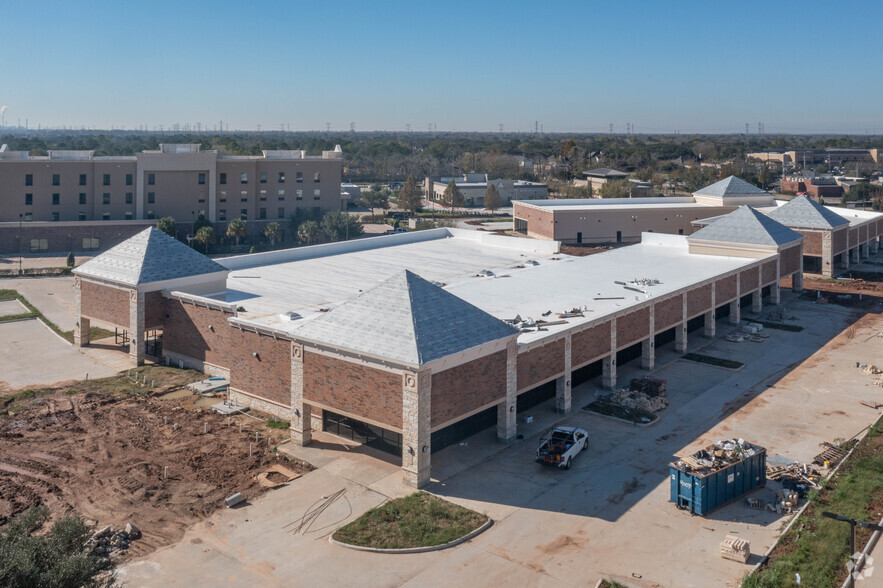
675,438,760,475
812,439,858,468
726,322,770,343
87,523,141,557
609,377,669,413
505,310,587,332
856,362,883,388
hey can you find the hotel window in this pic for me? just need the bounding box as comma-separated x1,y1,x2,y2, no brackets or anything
24,212,32,221
147,210,155,219
259,207,267,219
52,174,60,186
126,173,133,186
25,193,32,205
241,191,248,202
80,174,88,186
125,212,133,220
51,212,59,222
199,210,206,220
260,190,267,201
103,193,110,205
313,189,321,200
31,239,49,252
198,193,206,203
52,193,60,205
277,207,285,218
296,171,303,183
314,172,320,183
125,192,133,204
25,174,33,186
220,191,227,202
103,174,111,186
198,173,206,185
147,192,155,204
296,189,303,200
102,212,110,220
147,173,155,185
260,171,267,184
278,172,285,183
240,209,248,220
240,172,248,184
220,173,227,185
78,212,86,221
82,237,100,250
278,189,285,200
79,193,87,205
219,209,227,221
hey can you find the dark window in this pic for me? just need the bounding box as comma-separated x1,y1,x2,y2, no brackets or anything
125,211,133,220
79,193,87,205
125,192,133,204
296,189,303,200
52,174,60,186
277,207,285,218
147,173,155,185
126,173,133,186
103,174,111,186
314,172,320,183
240,172,248,184
52,193,60,205
198,173,206,185
259,207,267,219
313,189,321,200
147,210,155,220
80,174,87,186
51,212,59,222
78,212,86,221
219,191,227,202
102,193,110,205
25,174,33,186
241,191,248,202
260,171,267,184
278,189,285,200
220,173,227,185
23,212,32,221
147,192,155,204
296,171,303,183
102,212,110,220
31,238,49,252
82,237,99,250
259,190,267,201
219,209,227,221
278,171,285,183
25,194,32,206
322,411,402,456
240,209,248,220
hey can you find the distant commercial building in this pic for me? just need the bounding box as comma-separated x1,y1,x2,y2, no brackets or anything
780,174,843,199
341,182,361,203
748,148,882,167
0,143,343,254
425,174,547,207
573,168,652,197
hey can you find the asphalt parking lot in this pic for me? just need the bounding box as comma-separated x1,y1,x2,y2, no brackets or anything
118,291,883,587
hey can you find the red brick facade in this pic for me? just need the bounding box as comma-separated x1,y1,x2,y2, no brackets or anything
833,228,848,255
798,230,824,256
80,280,130,327
780,245,801,276
431,351,507,428
617,306,650,349
654,296,683,332
304,352,402,430
572,324,610,368
761,260,777,286
513,205,555,240
144,291,165,329
517,338,565,391
716,274,737,304
687,285,712,319
739,269,758,293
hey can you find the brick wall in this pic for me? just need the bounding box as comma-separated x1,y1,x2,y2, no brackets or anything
80,280,130,327
686,285,712,319
228,334,290,406
144,291,164,329
513,205,554,240
616,306,650,349
849,227,859,250
780,245,801,276
833,227,848,255
572,323,611,368
0,222,154,255
517,338,565,391
654,296,683,332
798,230,823,256
739,269,759,293
715,274,737,304
761,260,777,286
304,352,402,429
431,350,506,428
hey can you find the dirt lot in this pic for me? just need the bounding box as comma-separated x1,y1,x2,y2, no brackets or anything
0,369,308,558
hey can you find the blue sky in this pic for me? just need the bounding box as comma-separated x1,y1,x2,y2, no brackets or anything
2,0,882,133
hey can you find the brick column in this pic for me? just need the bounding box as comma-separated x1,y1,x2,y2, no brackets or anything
870,239,879,255
289,342,311,446
402,369,431,488
73,277,90,347
602,318,617,390
850,247,859,264
674,294,687,353
497,340,518,440
769,257,781,305
641,304,655,370
129,289,144,366
751,290,762,313
793,241,805,292
556,335,572,414
704,282,716,339
860,243,869,259
730,274,742,325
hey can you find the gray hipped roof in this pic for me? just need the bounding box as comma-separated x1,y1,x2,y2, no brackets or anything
74,227,227,286
766,195,849,229
291,270,518,366
693,176,772,199
688,206,803,247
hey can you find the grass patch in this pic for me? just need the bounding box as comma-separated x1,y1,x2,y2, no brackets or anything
0,288,113,343
743,422,883,587
332,492,488,549
583,398,657,424
266,417,289,429
682,352,743,369
750,320,803,332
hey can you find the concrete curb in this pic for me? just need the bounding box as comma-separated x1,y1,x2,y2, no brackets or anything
582,408,659,428
329,517,493,554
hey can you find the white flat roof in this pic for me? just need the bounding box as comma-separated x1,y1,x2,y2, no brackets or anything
516,197,722,212
192,230,760,347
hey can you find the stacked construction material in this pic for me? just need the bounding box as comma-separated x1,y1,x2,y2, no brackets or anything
611,387,668,413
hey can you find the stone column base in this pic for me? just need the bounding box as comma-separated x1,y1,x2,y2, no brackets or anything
704,311,716,339
497,400,517,440
674,323,687,353
74,317,90,347
751,291,762,313
769,283,780,305
289,404,312,446
792,272,804,292
641,339,654,370
602,356,616,390
729,300,741,325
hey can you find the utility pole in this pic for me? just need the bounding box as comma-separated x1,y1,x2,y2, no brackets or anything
609,123,613,135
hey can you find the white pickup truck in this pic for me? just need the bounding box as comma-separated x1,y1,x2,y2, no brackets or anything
536,426,589,469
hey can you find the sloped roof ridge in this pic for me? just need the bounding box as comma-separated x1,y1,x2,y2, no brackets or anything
767,195,849,229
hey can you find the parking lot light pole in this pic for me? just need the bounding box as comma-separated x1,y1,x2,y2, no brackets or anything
821,511,883,588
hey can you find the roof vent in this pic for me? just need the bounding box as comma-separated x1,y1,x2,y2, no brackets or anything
525,259,539,266
279,311,302,322
478,269,495,277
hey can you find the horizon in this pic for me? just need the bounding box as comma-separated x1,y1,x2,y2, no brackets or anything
3,0,883,134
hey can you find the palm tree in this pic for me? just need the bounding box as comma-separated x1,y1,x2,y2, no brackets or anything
226,217,246,246
297,220,319,245
194,226,215,254
263,222,282,248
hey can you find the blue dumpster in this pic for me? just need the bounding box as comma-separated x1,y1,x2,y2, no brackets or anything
670,444,766,516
